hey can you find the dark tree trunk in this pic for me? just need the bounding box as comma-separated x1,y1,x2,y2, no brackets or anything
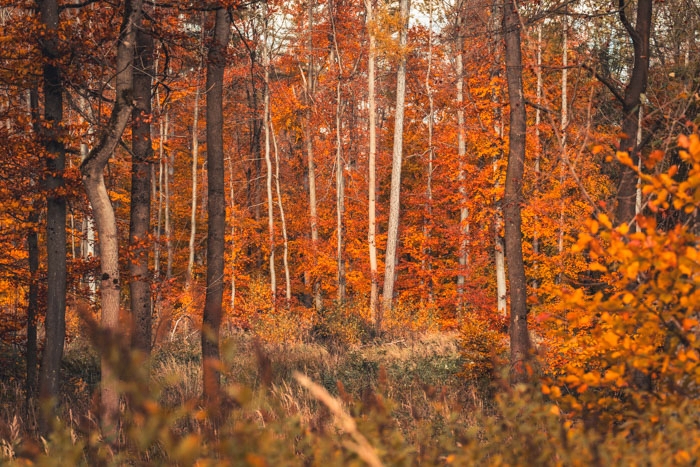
502,0,531,384
26,210,40,405
130,25,154,355
615,0,653,227
202,6,230,409
26,87,40,407
37,0,67,435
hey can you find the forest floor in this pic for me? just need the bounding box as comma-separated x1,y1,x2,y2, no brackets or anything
0,328,491,461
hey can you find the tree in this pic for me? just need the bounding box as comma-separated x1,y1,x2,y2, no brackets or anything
36,0,67,435
614,0,653,227
80,0,142,436
130,18,155,355
202,5,230,409
365,0,380,324
381,0,411,323
502,0,530,383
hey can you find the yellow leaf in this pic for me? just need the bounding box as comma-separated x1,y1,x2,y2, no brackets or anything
603,331,619,347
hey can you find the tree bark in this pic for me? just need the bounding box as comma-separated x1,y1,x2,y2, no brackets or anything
456,12,468,311
26,88,40,408
330,0,346,305
130,24,154,355
365,0,380,326
615,0,652,227
305,0,322,312
503,0,531,384
381,0,411,322
202,6,230,409
187,65,201,286
37,0,67,436
263,7,277,306
80,0,142,438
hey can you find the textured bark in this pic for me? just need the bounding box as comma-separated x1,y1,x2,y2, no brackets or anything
202,6,230,409
37,0,67,436
365,0,379,326
381,0,411,322
80,0,142,437
26,88,39,407
26,209,39,405
615,0,653,228
503,0,531,384
130,25,154,355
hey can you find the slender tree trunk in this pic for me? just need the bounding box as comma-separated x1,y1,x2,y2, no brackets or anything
489,0,507,316
263,13,277,306
305,0,322,312
164,112,173,279
330,0,346,305
228,156,237,310
456,15,468,311
80,0,142,437
271,121,291,305
615,0,653,227
365,0,380,326
187,76,201,286
423,0,434,305
532,24,542,290
37,0,67,435
26,88,40,407
556,16,568,284
503,0,531,384
202,6,230,409
381,0,411,322
130,24,154,354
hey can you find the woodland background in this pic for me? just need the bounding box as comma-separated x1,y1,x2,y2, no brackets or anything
1,0,700,464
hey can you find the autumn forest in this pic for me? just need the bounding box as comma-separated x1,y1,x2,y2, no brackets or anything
1,0,700,464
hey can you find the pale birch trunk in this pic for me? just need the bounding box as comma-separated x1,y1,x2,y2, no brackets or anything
423,0,434,304
556,16,568,284
305,0,322,312
271,121,291,304
187,82,200,286
381,0,410,323
263,13,277,305
365,0,380,325
532,25,542,290
454,9,468,311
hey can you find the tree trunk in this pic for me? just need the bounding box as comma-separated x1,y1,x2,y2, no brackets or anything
130,24,154,355
503,0,531,384
26,88,39,407
187,71,201,286
423,0,434,305
365,0,380,326
381,0,410,322
305,0,322,312
456,14,468,311
80,0,142,438
330,0,346,305
37,0,67,436
270,120,291,305
532,24,542,290
615,0,653,228
202,6,230,409
262,6,277,306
